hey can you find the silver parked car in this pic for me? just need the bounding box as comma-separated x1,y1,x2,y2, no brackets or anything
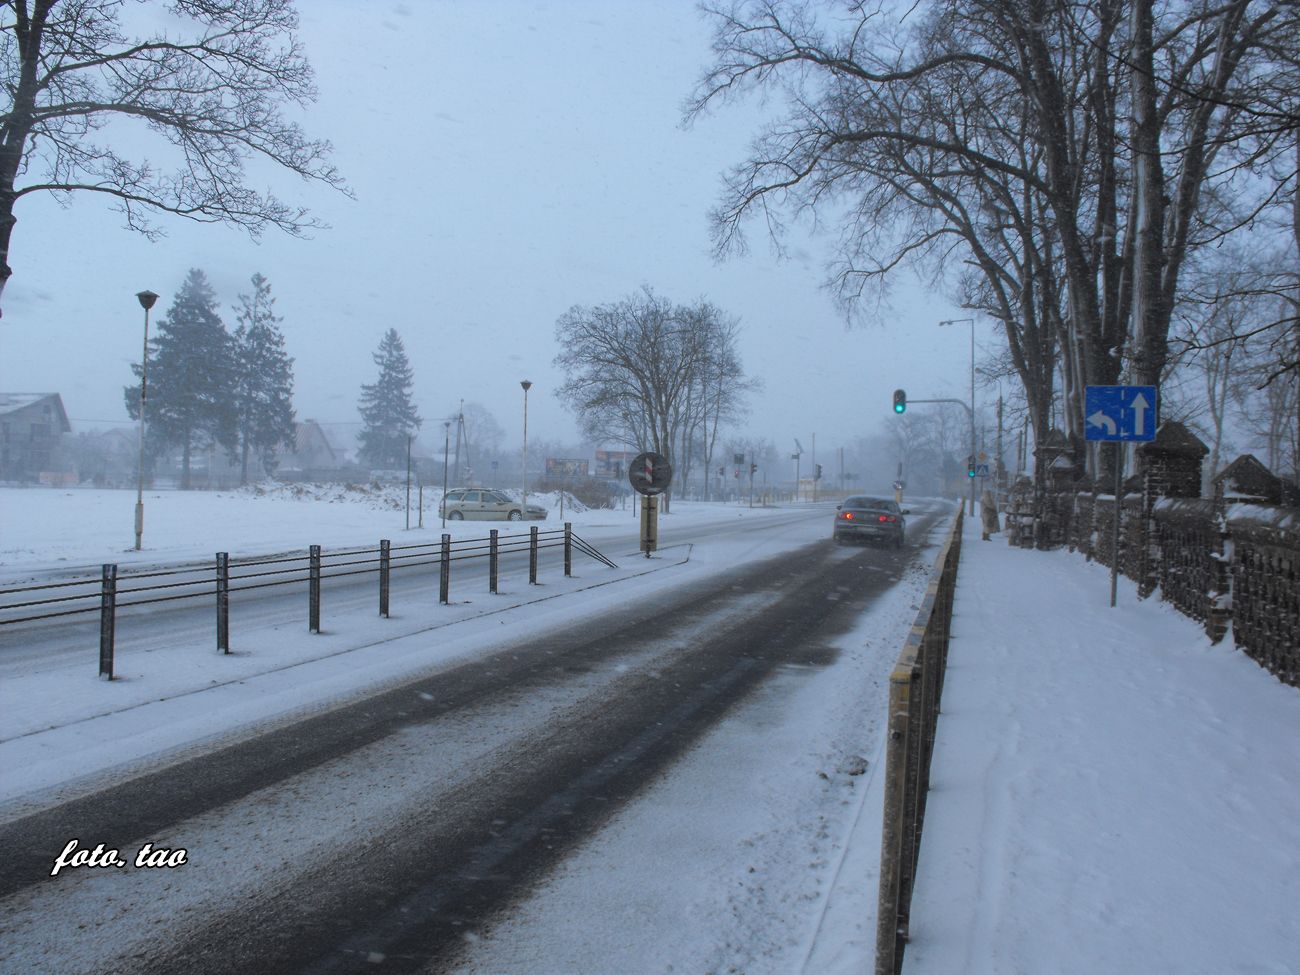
439,488,547,521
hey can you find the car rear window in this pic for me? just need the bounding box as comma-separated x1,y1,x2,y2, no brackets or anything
845,496,892,509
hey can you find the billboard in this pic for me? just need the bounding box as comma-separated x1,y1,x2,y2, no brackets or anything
545,457,589,477
594,449,637,478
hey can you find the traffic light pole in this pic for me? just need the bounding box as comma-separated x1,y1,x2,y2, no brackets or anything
901,397,977,514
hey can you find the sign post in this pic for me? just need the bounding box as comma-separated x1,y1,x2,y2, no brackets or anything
1084,385,1158,606
640,494,658,554
629,451,673,558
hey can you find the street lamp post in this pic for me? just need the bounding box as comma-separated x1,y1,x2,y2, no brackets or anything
442,421,451,528
405,435,412,530
520,380,532,509
133,290,159,551
939,317,977,517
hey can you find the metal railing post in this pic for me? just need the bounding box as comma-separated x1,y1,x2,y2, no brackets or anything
98,563,117,680
309,544,321,633
489,529,499,594
439,533,451,605
564,522,572,577
529,526,539,584
379,539,391,617
216,552,230,654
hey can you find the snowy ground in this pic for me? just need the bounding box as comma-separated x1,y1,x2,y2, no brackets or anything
901,522,1300,975
0,483,677,581
444,547,928,975
0,486,834,814
433,514,1300,974
3,485,1296,974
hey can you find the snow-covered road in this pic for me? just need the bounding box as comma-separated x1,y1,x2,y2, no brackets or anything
9,483,1287,975
0,489,952,974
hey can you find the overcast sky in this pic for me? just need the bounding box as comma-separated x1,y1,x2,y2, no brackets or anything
0,0,979,466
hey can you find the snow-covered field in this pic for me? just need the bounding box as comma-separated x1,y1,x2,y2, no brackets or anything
0,483,657,580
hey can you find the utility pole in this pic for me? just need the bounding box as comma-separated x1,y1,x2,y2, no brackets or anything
793,438,804,502
938,317,977,516
452,399,463,486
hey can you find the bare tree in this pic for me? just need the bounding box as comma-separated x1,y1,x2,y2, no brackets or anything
554,288,755,507
676,303,756,499
688,0,1300,482
1227,285,1300,486
1235,339,1299,483
459,401,504,459
0,0,348,311
1169,249,1273,486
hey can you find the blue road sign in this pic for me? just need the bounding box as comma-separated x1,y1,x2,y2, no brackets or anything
975,463,991,477
1084,385,1158,442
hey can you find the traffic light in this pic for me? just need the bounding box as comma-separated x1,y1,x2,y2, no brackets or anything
967,455,977,478
893,389,907,414
750,462,758,475
814,463,823,480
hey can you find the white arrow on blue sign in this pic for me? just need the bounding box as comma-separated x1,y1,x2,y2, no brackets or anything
1084,385,1158,442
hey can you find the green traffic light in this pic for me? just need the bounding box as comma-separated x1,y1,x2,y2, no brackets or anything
892,388,906,413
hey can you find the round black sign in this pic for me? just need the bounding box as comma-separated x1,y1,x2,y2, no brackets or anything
629,451,673,496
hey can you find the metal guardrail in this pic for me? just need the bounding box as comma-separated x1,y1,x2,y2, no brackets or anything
876,506,963,975
0,524,616,680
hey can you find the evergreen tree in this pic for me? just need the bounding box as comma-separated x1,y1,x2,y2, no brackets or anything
357,329,421,468
231,273,297,484
124,268,236,488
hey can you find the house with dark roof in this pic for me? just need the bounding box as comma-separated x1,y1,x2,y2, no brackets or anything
274,419,359,480
0,393,72,483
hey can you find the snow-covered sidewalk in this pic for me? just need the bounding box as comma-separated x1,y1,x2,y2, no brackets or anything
901,517,1300,974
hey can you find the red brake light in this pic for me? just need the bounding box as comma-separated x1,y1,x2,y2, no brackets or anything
878,514,896,523
842,511,854,520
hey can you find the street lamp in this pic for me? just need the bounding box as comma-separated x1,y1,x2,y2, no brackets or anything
938,317,977,516
441,421,451,528
520,380,532,509
133,289,159,551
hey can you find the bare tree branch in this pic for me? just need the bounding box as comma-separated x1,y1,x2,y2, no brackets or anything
0,0,351,311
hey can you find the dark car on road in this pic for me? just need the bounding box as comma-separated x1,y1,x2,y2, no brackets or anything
833,496,907,547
